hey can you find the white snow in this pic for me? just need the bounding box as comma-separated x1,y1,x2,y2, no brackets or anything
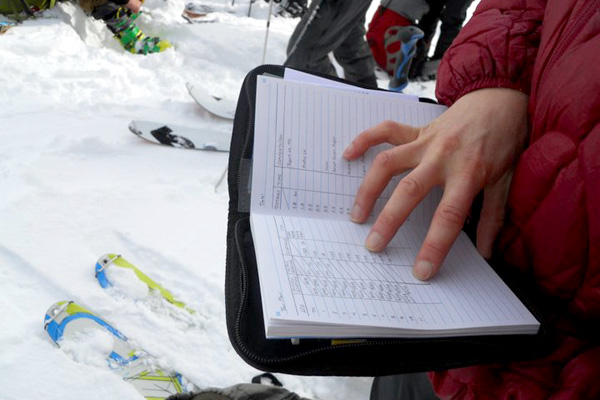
59,327,116,369
0,1,477,399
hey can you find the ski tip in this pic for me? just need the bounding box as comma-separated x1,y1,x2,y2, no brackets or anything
185,82,194,94
44,301,106,343
128,121,142,136
44,301,74,342
44,301,72,325
95,254,121,288
44,300,128,344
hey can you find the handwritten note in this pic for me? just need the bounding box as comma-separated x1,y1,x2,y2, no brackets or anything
250,76,539,338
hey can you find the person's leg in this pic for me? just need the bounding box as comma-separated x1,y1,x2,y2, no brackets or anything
409,0,444,79
332,14,377,87
385,0,430,23
431,0,474,59
284,0,372,80
284,0,336,76
370,373,439,400
91,2,170,54
90,2,120,21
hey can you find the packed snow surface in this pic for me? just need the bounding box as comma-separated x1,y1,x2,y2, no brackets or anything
0,1,476,399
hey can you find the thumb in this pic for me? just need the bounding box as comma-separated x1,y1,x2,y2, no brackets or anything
476,173,512,258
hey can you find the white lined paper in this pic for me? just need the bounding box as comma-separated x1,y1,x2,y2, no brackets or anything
283,68,419,102
250,76,539,338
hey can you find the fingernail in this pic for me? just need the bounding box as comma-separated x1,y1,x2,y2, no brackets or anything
343,142,354,159
413,261,434,281
365,231,383,251
350,204,362,222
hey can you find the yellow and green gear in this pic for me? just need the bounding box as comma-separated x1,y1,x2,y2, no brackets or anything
43,300,195,399
95,253,194,314
107,8,171,55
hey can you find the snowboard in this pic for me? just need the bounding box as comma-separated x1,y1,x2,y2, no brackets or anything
186,82,236,120
129,120,231,152
44,301,197,399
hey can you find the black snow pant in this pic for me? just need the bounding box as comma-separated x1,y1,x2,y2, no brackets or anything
90,2,119,19
370,372,439,400
284,0,377,88
89,0,141,37
90,2,127,34
409,0,474,78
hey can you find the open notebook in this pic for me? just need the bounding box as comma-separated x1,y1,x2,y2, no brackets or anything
249,74,540,339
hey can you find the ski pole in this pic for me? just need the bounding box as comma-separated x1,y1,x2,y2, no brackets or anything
215,167,228,193
261,0,274,64
285,0,324,61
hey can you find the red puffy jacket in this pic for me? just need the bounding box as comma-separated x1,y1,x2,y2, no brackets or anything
432,0,600,399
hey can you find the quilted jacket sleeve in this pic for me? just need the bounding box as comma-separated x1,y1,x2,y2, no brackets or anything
429,335,600,400
435,0,546,106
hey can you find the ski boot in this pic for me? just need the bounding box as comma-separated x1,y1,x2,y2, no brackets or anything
419,58,442,81
385,25,424,92
106,8,171,55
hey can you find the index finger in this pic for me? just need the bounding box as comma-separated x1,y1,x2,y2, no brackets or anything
343,120,420,160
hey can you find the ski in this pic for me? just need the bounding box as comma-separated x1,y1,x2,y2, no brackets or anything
95,253,195,314
0,21,17,34
182,3,218,23
182,3,236,24
129,120,231,152
44,301,197,399
186,82,236,120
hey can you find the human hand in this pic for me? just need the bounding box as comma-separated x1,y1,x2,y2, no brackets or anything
125,0,142,13
279,0,308,17
343,88,528,280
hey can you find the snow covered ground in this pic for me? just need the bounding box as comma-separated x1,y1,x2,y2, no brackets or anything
0,1,475,399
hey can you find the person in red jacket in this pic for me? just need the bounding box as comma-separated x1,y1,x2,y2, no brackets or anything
344,0,600,398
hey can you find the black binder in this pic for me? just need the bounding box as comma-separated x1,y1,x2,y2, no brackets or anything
225,64,552,376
